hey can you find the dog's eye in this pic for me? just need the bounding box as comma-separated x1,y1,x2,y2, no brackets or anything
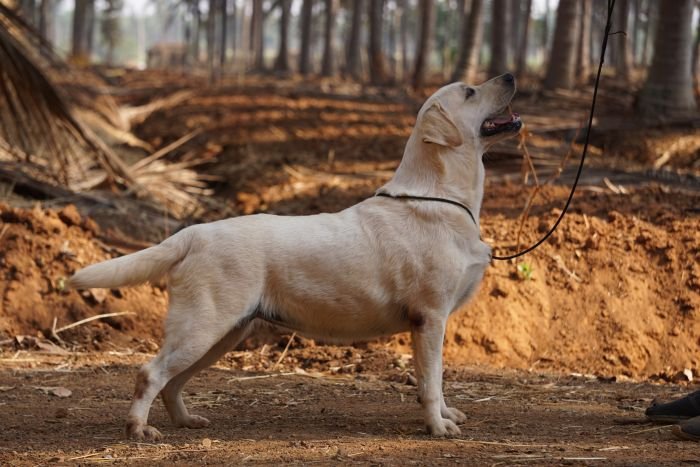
464,88,475,100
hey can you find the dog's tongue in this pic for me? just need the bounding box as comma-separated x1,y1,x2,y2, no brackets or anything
492,116,512,125
492,112,519,125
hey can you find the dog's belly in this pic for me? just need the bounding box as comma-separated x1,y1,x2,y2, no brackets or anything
258,300,412,342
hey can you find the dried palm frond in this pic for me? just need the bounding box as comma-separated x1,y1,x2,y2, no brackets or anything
128,130,220,218
0,5,216,219
0,3,135,188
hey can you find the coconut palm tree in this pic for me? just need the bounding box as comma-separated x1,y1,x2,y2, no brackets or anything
412,0,435,88
298,0,313,75
368,0,388,84
489,0,509,76
543,0,580,89
451,0,484,83
637,0,697,114
321,0,338,77
273,0,291,73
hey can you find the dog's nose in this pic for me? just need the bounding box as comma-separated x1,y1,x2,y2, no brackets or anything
502,73,515,84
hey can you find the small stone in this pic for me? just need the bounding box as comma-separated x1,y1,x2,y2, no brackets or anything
58,205,81,226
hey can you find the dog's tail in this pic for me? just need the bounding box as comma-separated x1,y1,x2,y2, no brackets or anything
67,228,193,290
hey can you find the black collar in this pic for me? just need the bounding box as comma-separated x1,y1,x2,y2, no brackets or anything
375,192,477,226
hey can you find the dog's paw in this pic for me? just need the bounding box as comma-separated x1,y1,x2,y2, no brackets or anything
441,406,466,424
177,414,210,429
126,422,163,442
426,418,461,437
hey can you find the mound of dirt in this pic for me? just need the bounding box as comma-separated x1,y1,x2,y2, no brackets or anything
2,182,698,380
0,203,165,349
433,183,700,380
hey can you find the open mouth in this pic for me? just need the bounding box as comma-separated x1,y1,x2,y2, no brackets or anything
480,111,522,137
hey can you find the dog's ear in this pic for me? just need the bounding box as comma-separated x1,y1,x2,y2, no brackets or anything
420,102,464,148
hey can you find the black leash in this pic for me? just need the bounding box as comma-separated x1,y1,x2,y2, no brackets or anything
491,0,616,260
376,1,617,262
375,193,477,225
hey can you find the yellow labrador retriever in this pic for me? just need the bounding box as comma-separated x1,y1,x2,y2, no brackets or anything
69,73,522,440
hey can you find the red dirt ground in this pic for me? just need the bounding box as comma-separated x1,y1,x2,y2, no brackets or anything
1,75,699,464
0,351,699,465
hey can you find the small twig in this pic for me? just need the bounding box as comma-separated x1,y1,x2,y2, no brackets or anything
454,439,550,447
228,372,296,383
54,312,136,334
513,122,583,252
67,452,103,461
50,316,65,345
273,332,297,370
628,424,672,435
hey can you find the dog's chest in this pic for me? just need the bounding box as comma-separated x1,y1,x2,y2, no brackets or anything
452,261,488,312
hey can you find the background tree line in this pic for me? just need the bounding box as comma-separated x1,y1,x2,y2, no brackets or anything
7,0,700,115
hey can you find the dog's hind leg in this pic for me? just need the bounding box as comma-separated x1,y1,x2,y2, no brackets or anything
125,291,257,441
160,320,255,429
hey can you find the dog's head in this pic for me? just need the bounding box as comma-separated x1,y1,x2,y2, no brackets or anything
417,73,522,151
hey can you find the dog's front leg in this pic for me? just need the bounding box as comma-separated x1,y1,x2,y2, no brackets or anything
411,313,461,436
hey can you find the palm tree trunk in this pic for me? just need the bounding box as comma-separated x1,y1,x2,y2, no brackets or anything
207,0,216,78
638,0,697,114
321,0,337,76
451,0,483,83
273,0,290,72
640,0,655,66
250,0,264,71
541,0,550,62
84,0,94,57
692,3,700,90
229,1,237,63
543,0,580,89
368,0,388,84
515,0,532,75
576,0,592,83
509,0,521,66
192,1,201,65
412,0,435,88
631,0,641,64
298,0,313,75
387,0,398,79
346,0,364,80
489,0,509,76
399,0,409,81
219,0,227,72
613,0,632,81
71,0,88,59
38,0,54,42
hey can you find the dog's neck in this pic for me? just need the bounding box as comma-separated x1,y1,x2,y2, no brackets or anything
380,132,485,223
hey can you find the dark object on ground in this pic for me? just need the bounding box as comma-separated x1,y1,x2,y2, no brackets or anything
674,416,700,441
646,390,700,423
